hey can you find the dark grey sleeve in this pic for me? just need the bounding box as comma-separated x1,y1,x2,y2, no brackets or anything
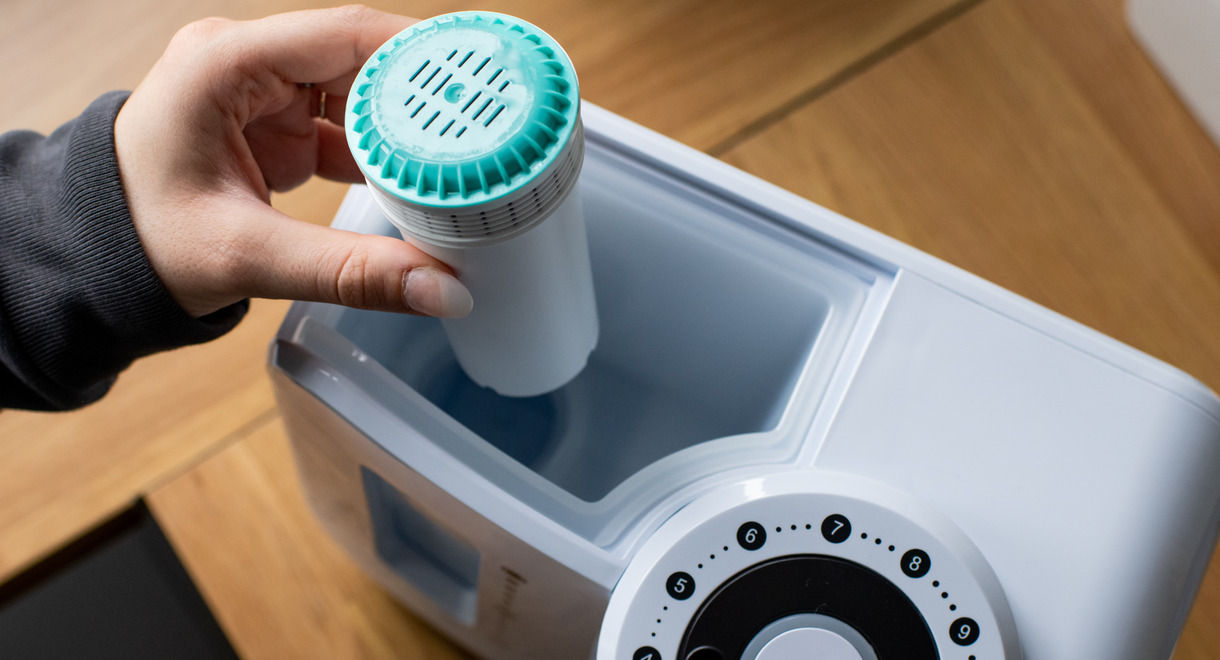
0,91,248,411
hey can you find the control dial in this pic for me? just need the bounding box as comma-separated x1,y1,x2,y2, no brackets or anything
597,471,1019,659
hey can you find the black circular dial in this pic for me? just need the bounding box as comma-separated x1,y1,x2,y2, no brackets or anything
677,554,938,659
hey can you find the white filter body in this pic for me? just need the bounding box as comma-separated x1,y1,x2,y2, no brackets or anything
346,12,599,396
399,189,598,396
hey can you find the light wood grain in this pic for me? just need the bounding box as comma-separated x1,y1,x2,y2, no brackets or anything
148,419,471,660
0,0,969,148
7,0,1220,656
720,0,1220,657
0,0,967,586
1013,0,1220,280
0,297,284,581
0,177,350,582
722,0,1220,393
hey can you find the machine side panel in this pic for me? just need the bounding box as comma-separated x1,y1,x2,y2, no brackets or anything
815,272,1220,658
269,364,609,660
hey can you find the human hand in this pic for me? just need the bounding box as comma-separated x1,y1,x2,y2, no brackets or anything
114,5,473,319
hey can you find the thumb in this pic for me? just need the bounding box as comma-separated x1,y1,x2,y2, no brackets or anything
243,212,473,318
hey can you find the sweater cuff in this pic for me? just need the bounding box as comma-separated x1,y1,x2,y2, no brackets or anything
2,91,247,410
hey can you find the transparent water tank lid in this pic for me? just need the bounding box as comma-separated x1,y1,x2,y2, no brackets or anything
280,125,880,546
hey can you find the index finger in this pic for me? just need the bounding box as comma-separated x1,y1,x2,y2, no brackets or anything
227,5,417,91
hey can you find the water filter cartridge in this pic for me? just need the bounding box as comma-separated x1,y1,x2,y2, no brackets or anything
346,11,598,397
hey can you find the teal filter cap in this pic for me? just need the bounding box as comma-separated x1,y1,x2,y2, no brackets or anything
347,11,583,247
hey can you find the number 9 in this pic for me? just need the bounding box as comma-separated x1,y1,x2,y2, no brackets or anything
957,623,972,640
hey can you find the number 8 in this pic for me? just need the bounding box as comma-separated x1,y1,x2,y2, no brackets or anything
909,556,922,571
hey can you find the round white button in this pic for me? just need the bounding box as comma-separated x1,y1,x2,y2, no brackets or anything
755,627,863,660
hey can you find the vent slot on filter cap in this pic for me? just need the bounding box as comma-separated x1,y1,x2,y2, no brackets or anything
395,47,517,138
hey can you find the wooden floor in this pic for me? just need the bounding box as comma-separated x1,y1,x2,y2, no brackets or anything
3,0,1220,657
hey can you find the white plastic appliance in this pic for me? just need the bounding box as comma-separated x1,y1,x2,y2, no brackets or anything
269,103,1220,659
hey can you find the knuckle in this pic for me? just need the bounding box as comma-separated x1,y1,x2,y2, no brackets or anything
171,16,231,47
333,4,375,23
331,247,375,308
331,4,381,45
166,18,241,77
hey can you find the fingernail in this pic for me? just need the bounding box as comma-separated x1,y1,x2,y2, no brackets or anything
404,267,473,318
